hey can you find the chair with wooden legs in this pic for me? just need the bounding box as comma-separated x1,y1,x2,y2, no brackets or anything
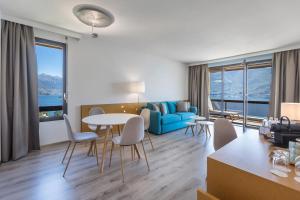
62,114,99,177
140,108,154,149
87,107,114,156
109,116,150,183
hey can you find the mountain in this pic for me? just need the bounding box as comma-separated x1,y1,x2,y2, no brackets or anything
210,67,272,101
38,73,63,96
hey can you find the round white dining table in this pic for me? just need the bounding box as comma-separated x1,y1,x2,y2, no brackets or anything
82,113,138,126
82,113,138,173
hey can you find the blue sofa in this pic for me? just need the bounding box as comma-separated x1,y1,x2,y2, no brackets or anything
146,101,197,135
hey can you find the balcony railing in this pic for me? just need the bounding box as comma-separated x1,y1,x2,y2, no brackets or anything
39,105,64,121
210,99,270,125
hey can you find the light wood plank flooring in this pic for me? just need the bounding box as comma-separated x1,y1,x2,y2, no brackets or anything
0,126,256,200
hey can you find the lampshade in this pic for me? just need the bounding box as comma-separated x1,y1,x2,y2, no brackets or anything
129,81,145,94
73,4,114,27
281,103,300,121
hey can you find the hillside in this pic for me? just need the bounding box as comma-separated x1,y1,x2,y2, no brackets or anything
38,73,63,96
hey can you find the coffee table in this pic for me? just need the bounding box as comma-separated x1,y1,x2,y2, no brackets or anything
185,122,197,136
197,121,214,137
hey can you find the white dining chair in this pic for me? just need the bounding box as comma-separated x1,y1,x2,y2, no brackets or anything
213,118,237,151
88,107,105,131
109,116,150,182
140,108,154,149
62,114,99,177
87,107,116,156
88,106,118,135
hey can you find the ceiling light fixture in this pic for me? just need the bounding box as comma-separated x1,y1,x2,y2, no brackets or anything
73,4,115,38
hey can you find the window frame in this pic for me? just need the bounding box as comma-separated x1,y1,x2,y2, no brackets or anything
35,37,67,122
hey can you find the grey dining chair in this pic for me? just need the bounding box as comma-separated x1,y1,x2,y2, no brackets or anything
88,107,105,131
88,106,117,135
140,108,154,149
109,116,150,183
213,118,237,151
62,114,99,177
87,107,115,156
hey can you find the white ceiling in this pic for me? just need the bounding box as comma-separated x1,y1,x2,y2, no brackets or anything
1,0,300,63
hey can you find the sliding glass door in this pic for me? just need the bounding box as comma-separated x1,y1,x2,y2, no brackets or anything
246,61,272,127
209,58,272,129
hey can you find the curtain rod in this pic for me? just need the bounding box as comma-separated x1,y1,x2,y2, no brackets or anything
186,42,300,66
1,14,82,39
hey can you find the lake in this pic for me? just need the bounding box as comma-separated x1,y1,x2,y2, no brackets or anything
39,95,63,107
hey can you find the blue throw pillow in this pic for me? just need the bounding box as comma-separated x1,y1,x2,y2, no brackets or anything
167,102,177,114
160,103,169,115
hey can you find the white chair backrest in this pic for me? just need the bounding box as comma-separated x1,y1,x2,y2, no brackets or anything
140,108,150,130
120,116,144,145
89,107,105,115
88,107,105,130
63,114,74,141
213,118,237,151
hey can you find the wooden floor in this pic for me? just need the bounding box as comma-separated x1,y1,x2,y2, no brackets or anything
0,126,256,200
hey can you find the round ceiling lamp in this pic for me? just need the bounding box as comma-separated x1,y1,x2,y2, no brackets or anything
73,4,115,38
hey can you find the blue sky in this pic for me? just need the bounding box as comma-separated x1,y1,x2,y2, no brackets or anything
36,45,63,77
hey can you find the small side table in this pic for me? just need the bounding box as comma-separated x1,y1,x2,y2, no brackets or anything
197,121,214,137
191,115,206,121
185,122,197,136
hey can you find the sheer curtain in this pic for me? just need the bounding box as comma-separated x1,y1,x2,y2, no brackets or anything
1,20,40,162
270,49,300,118
188,64,209,118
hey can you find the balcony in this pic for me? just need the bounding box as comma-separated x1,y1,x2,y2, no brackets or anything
210,99,269,127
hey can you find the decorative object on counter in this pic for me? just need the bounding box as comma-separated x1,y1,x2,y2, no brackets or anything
262,117,279,128
294,156,300,183
270,149,290,178
289,138,300,164
260,117,278,140
270,168,288,178
270,116,300,148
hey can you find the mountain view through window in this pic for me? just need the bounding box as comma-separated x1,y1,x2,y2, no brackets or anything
210,63,272,119
35,39,66,121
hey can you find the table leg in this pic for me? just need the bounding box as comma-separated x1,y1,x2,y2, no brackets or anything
99,125,110,173
207,125,211,136
191,125,195,136
198,124,204,135
118,125,121,136
185,126,190,135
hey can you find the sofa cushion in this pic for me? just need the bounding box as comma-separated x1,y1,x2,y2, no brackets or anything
167,101,177,114
148,103,160,112
152,103,161,112
160,102,169,115
147,103,155,110
177,101,190,112
161,114,181,124
176,112,195,120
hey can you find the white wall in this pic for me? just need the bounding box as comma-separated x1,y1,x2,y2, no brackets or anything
38,33,188,145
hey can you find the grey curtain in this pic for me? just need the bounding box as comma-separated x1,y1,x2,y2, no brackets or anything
1,20,40,162
188,64,209,119
269,49,300,118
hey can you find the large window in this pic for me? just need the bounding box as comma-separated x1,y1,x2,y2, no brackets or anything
209,58,272,127
35,38,67,121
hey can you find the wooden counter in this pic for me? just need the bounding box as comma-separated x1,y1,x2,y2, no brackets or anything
207,133,300,200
